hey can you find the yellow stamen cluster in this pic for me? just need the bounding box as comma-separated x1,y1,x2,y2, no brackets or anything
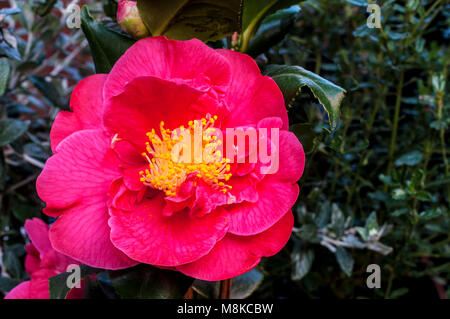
139,115,232,197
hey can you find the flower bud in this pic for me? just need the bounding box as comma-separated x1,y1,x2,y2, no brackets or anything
117,0,149,39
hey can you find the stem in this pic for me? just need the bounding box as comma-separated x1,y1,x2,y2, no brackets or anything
386,69,405,179
183,286,194,299
436,89,450,202
219,279,232,299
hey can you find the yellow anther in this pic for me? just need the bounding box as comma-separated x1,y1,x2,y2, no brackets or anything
140,116,232,197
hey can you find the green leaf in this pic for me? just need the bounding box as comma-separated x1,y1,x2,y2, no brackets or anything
365,211,379,234
37,0,58,16
240,0,300,51
2,244,25,279
296,224,319,243
12,202,41,223
230,269,264,299
291,241,314,281
395,150,423,167
419,207,445,220
0,8,21,16
29,75,67,108
247,5,300,57
290,123,318,154
329,203,346,237
0,276,20,293
392,188,408,200
0,118,29,147
0,58,10,96
390,287,409,299
137,0,241,42
355,226,368,241
0,43,21,61
265,65,345,129
81,6,135,73
335,247,354,276
109,265,193,299
391,208,409,217
49,265,101,299
415,190,432,202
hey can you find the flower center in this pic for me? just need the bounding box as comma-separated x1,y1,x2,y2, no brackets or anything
139,115,232,197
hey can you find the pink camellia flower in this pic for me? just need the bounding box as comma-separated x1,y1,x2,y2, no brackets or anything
5,218,84,299
36,37,305,281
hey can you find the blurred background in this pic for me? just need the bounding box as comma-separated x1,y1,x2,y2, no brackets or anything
0,0,448,299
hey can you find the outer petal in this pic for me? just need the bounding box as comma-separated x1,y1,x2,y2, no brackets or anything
4,281,32,299
104,76,208,152
264,130,305,183
49,195,138,270
217,50,288,130
4,278,50,299
227,180,299,236
37,130,120,210
103,37,231,102
50,74,107,152
177,211,293,281
36,130,136,269
109,196,229,267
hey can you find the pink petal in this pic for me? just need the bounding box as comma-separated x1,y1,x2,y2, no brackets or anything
217,49,288,130
227,180,299,235
272,131,305,183
37,129,121,211
24,218,52,257
103,76,207,152
177,211,293,281
49,195,138,270
103,37,231,102
4,281,32,299
24,244,41,275
109,196,229,267
50,74,107,152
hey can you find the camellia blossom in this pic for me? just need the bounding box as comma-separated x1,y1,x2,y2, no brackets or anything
117,0,149,39
5,218,84,299
36,37,305,280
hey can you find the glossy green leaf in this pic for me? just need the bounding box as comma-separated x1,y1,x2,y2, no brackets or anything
0,57,10,96
109,265,193,299
395,150,423,166
365,211,379,234
240,0,300,51
420,207,445,220
137,0,241,42
335,247,354,276
81,6,135,74
230,269,264,299
247,5,300,57
0,118,29,147
291,241,314,281
265,65,346,129
49,265,101,299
